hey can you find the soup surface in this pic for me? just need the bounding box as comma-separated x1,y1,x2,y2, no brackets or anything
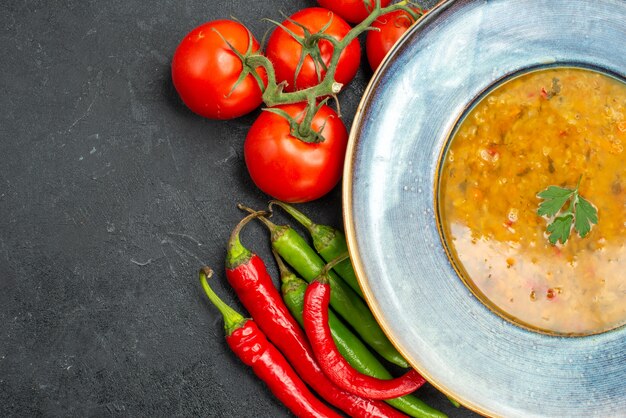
438,67,626,335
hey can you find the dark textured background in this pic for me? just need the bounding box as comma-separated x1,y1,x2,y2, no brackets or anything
0,0,479,416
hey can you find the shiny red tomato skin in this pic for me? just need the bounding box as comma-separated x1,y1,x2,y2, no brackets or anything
366,9,418,71
171,20,266,120
265,8,361,92
317,0,392,24
244,104,348,203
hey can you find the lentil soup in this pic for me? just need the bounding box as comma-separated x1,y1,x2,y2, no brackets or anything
438,67,626,335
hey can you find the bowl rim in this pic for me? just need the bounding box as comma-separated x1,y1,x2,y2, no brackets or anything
342,0,626,416
342,1,495,414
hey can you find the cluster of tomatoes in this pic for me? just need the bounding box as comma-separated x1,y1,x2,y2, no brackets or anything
171,0,422,202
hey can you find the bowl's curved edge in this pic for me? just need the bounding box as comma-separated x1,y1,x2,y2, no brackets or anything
343,0,626,416
341,1,494,416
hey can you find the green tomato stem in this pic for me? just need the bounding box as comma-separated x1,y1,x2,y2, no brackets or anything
244,0,422,109
241,1,425,143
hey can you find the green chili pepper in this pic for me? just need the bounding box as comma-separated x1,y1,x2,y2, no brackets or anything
240,204,408,368
447,396,461,408
269,203,462,411
270,200,363,298
276,252,446,418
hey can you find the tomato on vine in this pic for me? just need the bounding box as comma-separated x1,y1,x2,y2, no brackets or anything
244,103,348,203
317,0,392,24
366,9,423,71
172,20,266,120
265,8,361,92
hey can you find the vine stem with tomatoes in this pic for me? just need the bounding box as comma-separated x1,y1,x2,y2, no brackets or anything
241,0,424,143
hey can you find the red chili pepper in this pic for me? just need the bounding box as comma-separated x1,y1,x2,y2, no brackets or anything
303,255,426,400
199,268,340,418
225,212,406,418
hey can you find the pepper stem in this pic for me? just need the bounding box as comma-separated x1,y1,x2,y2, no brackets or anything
226,210,267,269
274,249,305,298
237,203,278,231
199,267,246,336
314,252,349,285
238,203,293,244
272,249,291,277
322,252,350,275
269,200,315,231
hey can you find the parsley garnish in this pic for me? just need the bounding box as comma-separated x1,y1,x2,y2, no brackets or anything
537,176,598,245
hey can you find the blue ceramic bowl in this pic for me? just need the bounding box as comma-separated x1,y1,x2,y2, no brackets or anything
343,0,626,416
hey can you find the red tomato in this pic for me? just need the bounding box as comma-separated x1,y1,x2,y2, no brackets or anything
317,0,392,24
366,9,420,71
171,20,267,120
244,103,348,203
265,8,361,92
